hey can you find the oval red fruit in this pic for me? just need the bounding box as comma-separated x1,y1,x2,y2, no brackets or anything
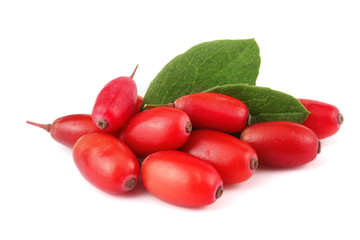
180,129,258,184
240,121,320,167
72,133,140,194
26,114,119,148
119,107,192,158
141,150,223,207
299,98,343,139
174,92,249,133
92,67,138,132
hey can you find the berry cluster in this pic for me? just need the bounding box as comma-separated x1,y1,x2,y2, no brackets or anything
27,66,343,208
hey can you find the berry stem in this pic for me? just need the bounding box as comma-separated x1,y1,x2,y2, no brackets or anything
129,65,139,79
143,103,175,109
26,121,51,132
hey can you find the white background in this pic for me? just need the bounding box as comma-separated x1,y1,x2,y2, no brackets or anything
1,1,359,239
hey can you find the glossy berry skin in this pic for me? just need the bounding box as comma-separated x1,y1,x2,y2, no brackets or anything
141,150,223,207
134,95,144,115
180,129,258,184
119,107,192,158
26,114,119,148
174,92,249,133
92,73,137,133
72,133,140,194
299,98,343,139
240,121,320,168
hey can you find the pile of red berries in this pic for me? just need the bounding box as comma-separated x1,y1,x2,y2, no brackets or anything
27,66,343,208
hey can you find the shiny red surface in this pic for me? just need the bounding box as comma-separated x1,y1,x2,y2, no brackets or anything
92,76,137,132
72,133,140,194
175,92,249,133
180,129,257,184
141,150,223,207
299,98,342,139
119,107,191,158
27,114,119,148
240,121,319,167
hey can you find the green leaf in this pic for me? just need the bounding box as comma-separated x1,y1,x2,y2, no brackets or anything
142,39,261,106
204,84,310,124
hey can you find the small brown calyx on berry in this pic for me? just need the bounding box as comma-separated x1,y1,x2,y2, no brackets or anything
125,177,137,190
185,121,192,133
246,114,252,126
96,118,109,130
250,157,258,170
216,186,224,199
337,113,344,125
317,140,321,154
